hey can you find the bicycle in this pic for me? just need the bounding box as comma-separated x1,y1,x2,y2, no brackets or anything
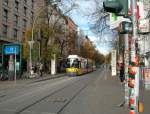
0,70,8,81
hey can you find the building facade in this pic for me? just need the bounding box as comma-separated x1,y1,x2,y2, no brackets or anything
0,0,36,62
0,0,35,43
65,16,78,55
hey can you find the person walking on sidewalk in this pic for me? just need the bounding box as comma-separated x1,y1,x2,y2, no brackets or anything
39,63,43,77
119,63,125,83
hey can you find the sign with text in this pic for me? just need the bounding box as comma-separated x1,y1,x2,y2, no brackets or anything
4,45,19,55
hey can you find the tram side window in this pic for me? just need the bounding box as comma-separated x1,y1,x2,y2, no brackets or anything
79,62,81,68
65,59,70,68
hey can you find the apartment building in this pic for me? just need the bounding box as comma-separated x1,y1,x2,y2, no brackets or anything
0,0,35,56
64,16,78,55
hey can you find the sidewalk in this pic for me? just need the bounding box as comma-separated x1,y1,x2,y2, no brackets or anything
0,72,66,91
139,84,150,114
98,68,149,114
109,70,150,114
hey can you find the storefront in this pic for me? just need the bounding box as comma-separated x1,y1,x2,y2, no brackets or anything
138,18,150,67
2,43,23,79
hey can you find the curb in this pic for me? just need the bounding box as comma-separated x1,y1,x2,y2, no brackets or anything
31,73,67,83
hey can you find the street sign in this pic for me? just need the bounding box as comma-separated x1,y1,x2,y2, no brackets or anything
4,45,19,55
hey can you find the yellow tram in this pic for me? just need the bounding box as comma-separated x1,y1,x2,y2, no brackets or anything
66,55,95,76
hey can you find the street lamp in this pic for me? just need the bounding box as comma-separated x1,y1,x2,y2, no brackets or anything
29,8,46,76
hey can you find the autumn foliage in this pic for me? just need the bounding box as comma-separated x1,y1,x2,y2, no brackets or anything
23,28,32,60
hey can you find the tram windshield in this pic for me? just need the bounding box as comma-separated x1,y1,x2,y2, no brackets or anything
66,58,79,68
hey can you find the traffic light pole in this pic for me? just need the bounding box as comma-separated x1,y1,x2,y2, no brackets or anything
129,0,139,114
103,0,140,113
124,34,129,106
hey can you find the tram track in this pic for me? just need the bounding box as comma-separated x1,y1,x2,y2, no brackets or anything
57,79,90,114
15,73,96,114
15,81,73,114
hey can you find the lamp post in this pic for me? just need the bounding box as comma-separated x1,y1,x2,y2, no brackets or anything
29,8,44,75
129,0,139,114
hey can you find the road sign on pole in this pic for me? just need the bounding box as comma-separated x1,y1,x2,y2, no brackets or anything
128,0,140,114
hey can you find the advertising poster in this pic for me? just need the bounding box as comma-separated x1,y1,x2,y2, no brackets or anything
111,49,116,76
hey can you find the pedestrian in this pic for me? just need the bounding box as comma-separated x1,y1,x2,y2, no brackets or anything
119,63,125,83
34,64,37,73
39,63,43,77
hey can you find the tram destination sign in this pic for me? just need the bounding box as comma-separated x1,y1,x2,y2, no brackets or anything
4,45,19,55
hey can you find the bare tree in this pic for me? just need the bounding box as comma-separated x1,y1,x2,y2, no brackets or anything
73,0,118,47
88,0,109,33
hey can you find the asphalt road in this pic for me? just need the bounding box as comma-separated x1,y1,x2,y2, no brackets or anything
0,67,129,114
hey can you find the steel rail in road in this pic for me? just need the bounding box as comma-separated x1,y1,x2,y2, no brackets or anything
14,72,96,114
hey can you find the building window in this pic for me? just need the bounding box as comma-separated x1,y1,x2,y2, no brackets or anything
23,32,25,37
31,11,34,23
13,29,18,38
14,15,18,27
2,24,8,36
23,6,27,16
23,19,27,29
24,0,27,4
3,0,8,7
3,9,8,23
22,32,25,41
14,0,19,12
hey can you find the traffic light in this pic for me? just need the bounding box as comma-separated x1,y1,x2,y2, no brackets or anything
103,0,128,17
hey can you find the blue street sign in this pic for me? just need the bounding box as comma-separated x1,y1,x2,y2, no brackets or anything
4,45,19,55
